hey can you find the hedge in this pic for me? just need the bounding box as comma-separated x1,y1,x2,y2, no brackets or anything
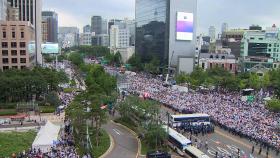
39,106,56,113
267,99,280,112
0,109,17,116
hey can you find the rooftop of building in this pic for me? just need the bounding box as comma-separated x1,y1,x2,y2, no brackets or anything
200,53,236,59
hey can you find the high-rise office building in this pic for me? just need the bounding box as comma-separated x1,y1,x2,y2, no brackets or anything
58,27,79,48
102,19,108,34
108,19,126,30
135,0,197,73
0,0,8,21
240,25,280,71
91,16,102,35
83,24,91,33
209,26,216,42
110,25,130,48
0,21,36,70
8,0,43,65
80,32,92,46
92,34,109,47
42,11,58,43
124,18,135,46
221,23,228,33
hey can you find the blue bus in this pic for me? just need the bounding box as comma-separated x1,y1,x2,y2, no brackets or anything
162,125,192,156
170,113,211,127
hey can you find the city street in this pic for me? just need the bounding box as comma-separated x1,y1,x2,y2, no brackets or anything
160,106,278,158
103,121,139,158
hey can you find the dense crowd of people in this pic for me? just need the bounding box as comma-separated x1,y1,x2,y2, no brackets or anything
15,120,79,158
124,72,280,151
14,88,80,158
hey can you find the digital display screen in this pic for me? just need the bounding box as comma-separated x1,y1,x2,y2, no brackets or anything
176,12,193,41
28,42,59,54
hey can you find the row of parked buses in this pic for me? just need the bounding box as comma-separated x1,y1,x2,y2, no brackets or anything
147,114,211,158
162,125,210,158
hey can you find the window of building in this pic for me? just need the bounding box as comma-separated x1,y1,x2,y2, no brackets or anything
216,55,219,59
2,58,9,64
2,42,8,48
275,43,277,47
21,32,24,38
20,50,26,56
222,64,224,68
210,55,213,59
12,66,18,69
202,63,205,69
20,42,26,48
268,49,271,52
221,56,225,59
11,42,17,48
12,58,17,63
250,37,255,40
20,58,26,63
210,63,213,68
269,44,272,47
3,31,6,38
12,32,16,38
11,50,17,56
20,66,26,69
230,64,233,70
2,50,8,56
3,66,9,70
259,38,263,40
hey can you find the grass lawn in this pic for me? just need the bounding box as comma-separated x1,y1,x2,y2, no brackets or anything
39,106,56,113
64,88,78,93
74,128,110,158
0,130,36,157
0,109,17,116
91,129,110,157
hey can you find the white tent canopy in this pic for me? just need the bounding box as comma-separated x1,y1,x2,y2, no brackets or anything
32,121,61,153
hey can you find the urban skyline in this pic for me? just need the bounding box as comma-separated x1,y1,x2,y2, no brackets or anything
43,0,280,34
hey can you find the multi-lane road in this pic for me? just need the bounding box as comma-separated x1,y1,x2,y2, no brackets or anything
103,121,139,158
160,106,278,158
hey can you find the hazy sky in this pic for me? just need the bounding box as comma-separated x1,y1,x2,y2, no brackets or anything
43,0,280,34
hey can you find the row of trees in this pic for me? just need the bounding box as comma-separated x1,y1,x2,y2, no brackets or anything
118,96,167,150
0,67,68,103
66,64,117,155
67,47,123,68
176,67,280,94
127,54,162,74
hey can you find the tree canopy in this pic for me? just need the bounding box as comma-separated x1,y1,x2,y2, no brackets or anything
0,67,68,103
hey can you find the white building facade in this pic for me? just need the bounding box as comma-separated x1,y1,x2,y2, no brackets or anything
0,0,7,21
79,32,92,46
110,25,130,48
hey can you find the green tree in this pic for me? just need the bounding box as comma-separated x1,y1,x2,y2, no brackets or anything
127,54,143,71
267,99,280,112
248,73,261,90
44,91,61,107
144,57,160,74
175,73,190,84
68,52,84,66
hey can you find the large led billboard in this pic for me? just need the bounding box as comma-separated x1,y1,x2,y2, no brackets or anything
176,12,193,41
28,42,59,54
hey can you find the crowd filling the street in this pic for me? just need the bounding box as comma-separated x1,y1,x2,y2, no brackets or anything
114,69,280,153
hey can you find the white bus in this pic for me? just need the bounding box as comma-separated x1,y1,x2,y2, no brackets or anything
162,125,192,156
170,113,211,127
185,146,210,158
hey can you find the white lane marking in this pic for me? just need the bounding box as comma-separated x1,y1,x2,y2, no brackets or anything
113,128,122,135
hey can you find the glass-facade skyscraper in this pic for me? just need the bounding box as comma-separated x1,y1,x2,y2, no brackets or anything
135,0,170,65
136,0,197,73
